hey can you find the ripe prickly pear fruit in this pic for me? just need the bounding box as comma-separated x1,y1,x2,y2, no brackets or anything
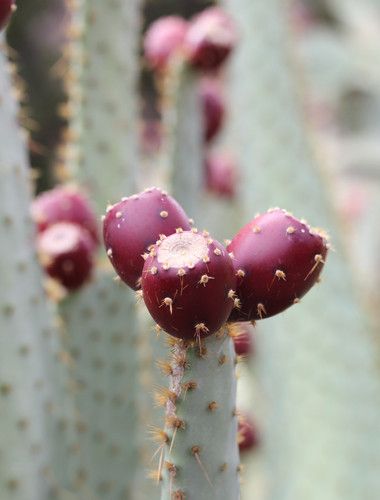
141,230,236,339
230,322,254,357
184,7,237,72
144,15,188,71
228,208,329,322
238,413,260,453
205,152,237,198
0,0,15,30
103,187,191,290
32,186,99,245
37,222,94,290
200,77,225,142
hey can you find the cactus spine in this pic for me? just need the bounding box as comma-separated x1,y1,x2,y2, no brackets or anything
224,0,380,498
160,332,240,500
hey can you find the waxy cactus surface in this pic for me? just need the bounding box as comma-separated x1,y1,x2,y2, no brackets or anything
32,186,99,245
144,16,188,72
37,222,94,290
142,230,236,339
103,187,191,290
228,208,329,321
159,333,240,499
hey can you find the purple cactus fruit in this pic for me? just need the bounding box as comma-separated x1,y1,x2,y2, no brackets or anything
184,7,237,72
238,413,260,453
103,187,192,290
37,222,94,291
205,152,237,199
0,0,15,31
141,230,236,340
228,208,329,322
200,77,225,143
231,322,254,357
144,16,188,71
32,186,99,245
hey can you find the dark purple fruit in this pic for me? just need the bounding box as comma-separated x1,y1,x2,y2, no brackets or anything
144,16,188,71
0,0,15,31
37,222,94,291
238,413,260,453
184,7,237,72
32,186,99,245
205,152,237,198
200,77,225,143
228,208,329,321
141,230,236,340
231,322,254,357
103,187,191,290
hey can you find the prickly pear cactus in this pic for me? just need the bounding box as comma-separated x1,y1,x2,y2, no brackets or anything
159,332,240,500
60,273,139,499
162,63,241,241
58,0,144,497
224,1,380,499
61,0,140,211
0,36,71,500
163,64,203,220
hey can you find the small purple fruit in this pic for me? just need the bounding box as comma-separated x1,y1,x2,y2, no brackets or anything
144,16,188,71
37,222,94,291
231,322,254,357
32,186,99,245
205,152,237,198
0,0,15,31
200,77,225,143
184,7,237,72
141,230,236,340
238,413,260,453
103,187,192,290
228,209,329,322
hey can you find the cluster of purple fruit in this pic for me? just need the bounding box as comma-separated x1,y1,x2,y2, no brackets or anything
145,7,238,199
103,187,329,340
32,187,98,291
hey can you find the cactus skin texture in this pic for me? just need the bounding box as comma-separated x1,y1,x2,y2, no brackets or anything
228,208,329,321
60,0,145,497
224,0,380,498
32,186,99,245
0,36,74,499
62,0,140,214
141,230,236,340
144,16,188,72
103,187,191,290
0,0,14,30
37,222,94,290
60,273,139,499
159,332,240,500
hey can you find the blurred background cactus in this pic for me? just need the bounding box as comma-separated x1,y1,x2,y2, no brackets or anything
1,0,380,499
